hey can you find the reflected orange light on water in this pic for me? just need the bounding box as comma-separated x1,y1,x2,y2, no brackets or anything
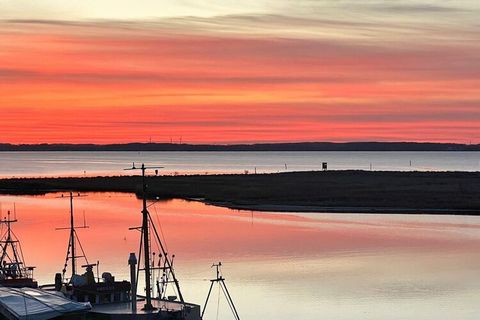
1,192,479,282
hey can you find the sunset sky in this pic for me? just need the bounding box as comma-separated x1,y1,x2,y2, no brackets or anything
1,1,479,144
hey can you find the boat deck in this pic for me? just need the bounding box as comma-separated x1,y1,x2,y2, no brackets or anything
90,298,201,320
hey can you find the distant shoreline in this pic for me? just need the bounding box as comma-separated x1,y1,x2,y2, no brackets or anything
0,171,479,215
1,142,479,152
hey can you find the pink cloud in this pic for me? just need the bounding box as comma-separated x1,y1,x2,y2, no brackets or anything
0,19,479,143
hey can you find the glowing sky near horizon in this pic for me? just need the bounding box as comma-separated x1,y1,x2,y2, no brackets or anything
0,1,479,143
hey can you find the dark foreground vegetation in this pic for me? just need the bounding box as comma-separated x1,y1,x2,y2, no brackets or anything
0,171,479,214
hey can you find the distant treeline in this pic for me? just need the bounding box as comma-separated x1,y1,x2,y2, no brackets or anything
0,142,479,152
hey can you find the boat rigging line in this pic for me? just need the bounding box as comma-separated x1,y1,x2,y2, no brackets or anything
202,262,241,320
55,192,93,282
125,162,185,311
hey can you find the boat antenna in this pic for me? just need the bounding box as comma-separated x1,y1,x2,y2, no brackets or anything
55,192,90,280
202,262,241,320
124,163,184,310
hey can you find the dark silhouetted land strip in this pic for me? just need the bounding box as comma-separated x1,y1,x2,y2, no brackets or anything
0,171,479,214
1,142,479,151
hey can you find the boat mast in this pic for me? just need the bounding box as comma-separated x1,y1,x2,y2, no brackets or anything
0,211,22,277
140,164,154,310
56,192,89,280
8,212,21,276
202,262,241,320
0,210,36,282
126,163,185,310
69,193,76,276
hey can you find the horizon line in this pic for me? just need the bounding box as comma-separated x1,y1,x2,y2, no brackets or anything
1,141,479,146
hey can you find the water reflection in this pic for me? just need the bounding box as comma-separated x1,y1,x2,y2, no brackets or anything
0,193,479,320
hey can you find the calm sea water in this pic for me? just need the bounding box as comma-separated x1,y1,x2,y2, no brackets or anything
0,193,479,320
0,151,479,177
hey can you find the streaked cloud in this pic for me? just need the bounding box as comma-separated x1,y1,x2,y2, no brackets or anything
0,1,479,144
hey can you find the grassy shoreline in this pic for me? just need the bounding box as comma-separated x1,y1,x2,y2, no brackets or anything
0,170,479,215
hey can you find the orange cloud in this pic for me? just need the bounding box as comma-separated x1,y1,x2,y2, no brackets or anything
0,20,479,143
